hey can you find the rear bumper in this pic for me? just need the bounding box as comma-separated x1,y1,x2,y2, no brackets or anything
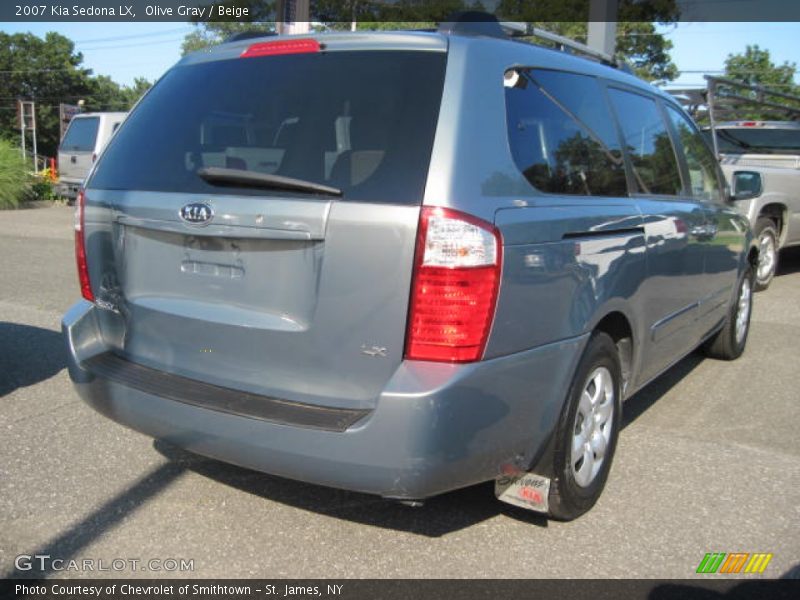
63,301,585,499
56,180,81,200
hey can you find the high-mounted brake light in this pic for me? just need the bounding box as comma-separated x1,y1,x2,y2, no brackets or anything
74,189,94,302
241,39,321,58
405,207,503,363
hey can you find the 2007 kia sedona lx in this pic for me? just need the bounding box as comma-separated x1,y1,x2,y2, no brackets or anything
63,17,756,520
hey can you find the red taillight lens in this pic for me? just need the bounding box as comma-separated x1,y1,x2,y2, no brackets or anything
74,189,94,302
405,207,502,363
241,39,321,58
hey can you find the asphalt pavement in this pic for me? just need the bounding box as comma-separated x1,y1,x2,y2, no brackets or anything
1,206,798,579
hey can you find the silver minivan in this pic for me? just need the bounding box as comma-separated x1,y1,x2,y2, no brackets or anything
57,112,127,202
63,20,756,520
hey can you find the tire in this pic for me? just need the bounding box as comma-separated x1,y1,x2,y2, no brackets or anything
703,264,754,361
754,217,779,291
548,332,622,521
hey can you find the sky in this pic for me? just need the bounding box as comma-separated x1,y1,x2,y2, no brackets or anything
1,20,799,89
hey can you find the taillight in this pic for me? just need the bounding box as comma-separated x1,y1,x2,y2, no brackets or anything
241,39,321,58
405,207,502,363
74,189,94,302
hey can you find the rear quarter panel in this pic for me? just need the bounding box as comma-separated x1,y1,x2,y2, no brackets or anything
424,37,650,367
489,202,646,358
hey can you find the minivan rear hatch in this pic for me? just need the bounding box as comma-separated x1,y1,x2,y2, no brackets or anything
86,40,447,411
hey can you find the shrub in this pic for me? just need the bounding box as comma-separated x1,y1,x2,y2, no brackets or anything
25,169,56,203
0,138,30,209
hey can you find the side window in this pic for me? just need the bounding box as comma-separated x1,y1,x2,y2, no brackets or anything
504,69,628,197
607,88,682,196
666,105,722,203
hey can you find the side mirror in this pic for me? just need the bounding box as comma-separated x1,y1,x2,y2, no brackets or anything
730,171,762,201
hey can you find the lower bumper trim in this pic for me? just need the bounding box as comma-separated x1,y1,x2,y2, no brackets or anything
83,352,370,432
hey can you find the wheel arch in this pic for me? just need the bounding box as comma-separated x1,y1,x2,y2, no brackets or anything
758,202,789,245
590,309,635,398
747,242,759,271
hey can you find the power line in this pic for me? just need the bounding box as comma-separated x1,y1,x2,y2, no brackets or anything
0,68,83,73
73,27,192,44
0,59,168,74
77,36,186,51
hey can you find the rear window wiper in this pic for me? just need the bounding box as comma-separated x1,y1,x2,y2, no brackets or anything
717,130,753,150
197,167,342,197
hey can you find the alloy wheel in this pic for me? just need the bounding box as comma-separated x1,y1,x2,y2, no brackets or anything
571,367,615,488
757,231,776,284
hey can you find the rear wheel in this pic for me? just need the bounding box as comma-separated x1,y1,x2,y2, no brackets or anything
754,217,779,291
703,264,753,361
548,332,622,521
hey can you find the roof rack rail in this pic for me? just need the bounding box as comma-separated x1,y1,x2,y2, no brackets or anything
522,25,630,71
437,12,630,72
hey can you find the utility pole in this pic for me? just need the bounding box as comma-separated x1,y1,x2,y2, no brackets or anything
17,100,26,160
17,100,37,171
276,0,310,35
587,0,618,58
31,102,38,172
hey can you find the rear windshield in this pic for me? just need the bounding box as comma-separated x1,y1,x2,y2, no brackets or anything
60,117,99,152
705,128,800,155
89,51,446,204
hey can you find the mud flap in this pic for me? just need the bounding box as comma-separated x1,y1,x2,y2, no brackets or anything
495,472,550,513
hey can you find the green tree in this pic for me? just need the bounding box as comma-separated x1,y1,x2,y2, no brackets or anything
0,32,153,158
120,77,154,107
724,45,798,91
0,32,95,157
720,45,800,120
182,22,277,54
497,0,679,82
516,21,677,82
87,75,130,112
181,1,276,54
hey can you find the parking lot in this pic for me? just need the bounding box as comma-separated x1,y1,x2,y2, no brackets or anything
1,205,798,579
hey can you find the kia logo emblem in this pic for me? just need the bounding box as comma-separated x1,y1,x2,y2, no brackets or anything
179,202,214,226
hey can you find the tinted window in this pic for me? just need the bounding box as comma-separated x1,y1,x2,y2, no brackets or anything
60,117,99,152
90,52,446,204
608,89,682,196
505,70,628,196
667,106,721,202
